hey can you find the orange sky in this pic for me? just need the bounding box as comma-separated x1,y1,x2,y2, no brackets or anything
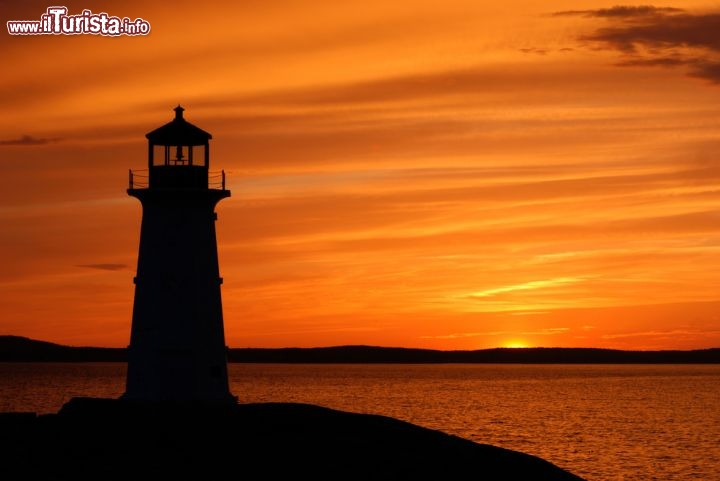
2,1,720,350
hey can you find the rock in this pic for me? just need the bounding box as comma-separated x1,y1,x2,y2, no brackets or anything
0,397,586,481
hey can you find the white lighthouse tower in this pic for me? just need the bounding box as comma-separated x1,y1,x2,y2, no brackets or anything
122,106,236,404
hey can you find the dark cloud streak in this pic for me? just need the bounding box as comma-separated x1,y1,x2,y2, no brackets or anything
691,61,720,84
76,264,127,271
553,6,684,18
583,13,720,52
567,7,720,84
0,134,62,146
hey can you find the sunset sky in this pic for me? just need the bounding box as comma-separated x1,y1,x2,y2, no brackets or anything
3,1,720,350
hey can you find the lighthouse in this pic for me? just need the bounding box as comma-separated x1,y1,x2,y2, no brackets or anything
122,106,236,404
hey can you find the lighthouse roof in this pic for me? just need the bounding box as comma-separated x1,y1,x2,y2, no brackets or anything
145,105,212,146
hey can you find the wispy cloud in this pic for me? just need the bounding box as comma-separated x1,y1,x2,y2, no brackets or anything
601,328,720,340
76,264,127,271
553,6,684,18
421,327,570,340
0,134,62,146
465,277,584,298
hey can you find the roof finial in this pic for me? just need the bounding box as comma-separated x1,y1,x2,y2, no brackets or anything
174,105,185,120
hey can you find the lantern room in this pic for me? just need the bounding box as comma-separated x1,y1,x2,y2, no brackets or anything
142,105,215,190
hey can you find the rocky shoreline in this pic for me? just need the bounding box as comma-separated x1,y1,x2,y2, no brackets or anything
0,397,586,481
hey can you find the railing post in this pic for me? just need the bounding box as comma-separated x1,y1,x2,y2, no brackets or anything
222,170,225,190
128,169,133,189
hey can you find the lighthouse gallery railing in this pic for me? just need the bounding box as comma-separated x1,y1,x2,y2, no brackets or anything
128,169,226,190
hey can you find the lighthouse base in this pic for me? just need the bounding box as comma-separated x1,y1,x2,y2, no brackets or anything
122,343,237,405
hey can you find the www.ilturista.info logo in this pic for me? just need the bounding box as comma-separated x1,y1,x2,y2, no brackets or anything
7,6,150,36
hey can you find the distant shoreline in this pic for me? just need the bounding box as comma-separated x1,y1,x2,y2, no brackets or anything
2,335,719,363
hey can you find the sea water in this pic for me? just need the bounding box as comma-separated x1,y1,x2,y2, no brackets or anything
1,362,718,481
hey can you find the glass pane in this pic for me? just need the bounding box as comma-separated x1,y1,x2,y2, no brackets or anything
153,145,165,166
192,145,206,166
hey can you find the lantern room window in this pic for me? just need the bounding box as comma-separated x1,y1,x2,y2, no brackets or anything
152,145,207,166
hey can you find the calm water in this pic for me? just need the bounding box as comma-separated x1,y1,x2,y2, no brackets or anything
1,363,718,481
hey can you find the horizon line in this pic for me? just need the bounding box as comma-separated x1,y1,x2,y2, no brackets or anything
2,335,719,353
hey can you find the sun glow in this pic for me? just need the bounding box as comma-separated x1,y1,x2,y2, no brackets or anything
503,341,530,349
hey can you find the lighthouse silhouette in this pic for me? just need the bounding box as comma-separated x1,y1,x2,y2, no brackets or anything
122,106,236,404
